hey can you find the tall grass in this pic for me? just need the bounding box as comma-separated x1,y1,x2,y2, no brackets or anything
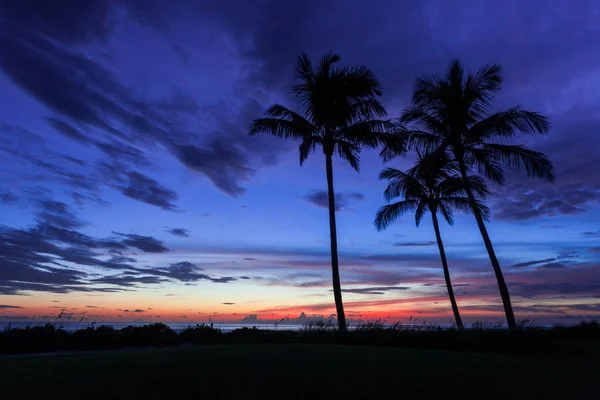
1,320,598,355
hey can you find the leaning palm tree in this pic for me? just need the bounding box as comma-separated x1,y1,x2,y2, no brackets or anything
249,53,396,332
400,60,555,328
375,153,490,329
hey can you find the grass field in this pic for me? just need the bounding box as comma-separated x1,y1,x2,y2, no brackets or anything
1,344,598,399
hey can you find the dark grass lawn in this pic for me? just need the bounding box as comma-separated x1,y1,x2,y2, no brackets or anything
1,344,598,399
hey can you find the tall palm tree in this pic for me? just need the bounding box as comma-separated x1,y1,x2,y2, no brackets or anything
249,53,396,332
399,60,555,328
374,153,490,329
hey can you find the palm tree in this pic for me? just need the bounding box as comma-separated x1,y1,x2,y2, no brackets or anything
249,53,396,332
400,60,555,328
374,153,490,329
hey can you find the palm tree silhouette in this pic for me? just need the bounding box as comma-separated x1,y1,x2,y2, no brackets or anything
375,152,490,329
250,53,395,332
400,60,554,328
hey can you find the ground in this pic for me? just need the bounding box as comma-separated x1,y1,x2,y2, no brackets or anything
0,345,598,399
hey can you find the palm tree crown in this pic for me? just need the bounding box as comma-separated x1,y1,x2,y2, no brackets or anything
250,52,397,168
402,59,554,183
375,153,490,231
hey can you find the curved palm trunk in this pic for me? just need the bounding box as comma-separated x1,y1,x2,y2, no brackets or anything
325,153,347,332
431,212,464,329
457,159,517,329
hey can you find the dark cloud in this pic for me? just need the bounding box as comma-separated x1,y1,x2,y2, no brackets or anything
222,302,235,305
0,191,17,204
166,227,190,237
537,262,568,269
0,9,284,199
36,200,86,230
85,305,102,309
341,286,410,295
95,142,150,167
0,0,115,44
92,275,166,287
131,261,236,284
0,305,23,309
512,258,558,268
46,117,90,143
111,170,179,211
305,190,365,212
584,231,600,238
113,232,170,253
393,241,436,247
491,111,600,220
133,309,145,313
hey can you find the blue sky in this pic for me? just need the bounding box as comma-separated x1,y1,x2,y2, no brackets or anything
0,0,599,324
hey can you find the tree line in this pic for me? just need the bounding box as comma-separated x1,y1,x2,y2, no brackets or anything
249,53,554,332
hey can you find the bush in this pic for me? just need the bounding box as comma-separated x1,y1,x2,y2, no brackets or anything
180,324,223,345
119,323,180,348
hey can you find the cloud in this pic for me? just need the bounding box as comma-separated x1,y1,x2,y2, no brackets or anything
0,191,18,204
512,258,558,268
305,190,365,211
46,117,90,143
0,305,23,309
222,302,235,305
584,231,600,238
537,262,568,269
133,309,145,313
36,200,86,230
110,170,179,211
393,241,436,247
113,232,170,253
0,10,276,201
166,228,190,237
341,286,410,295
131,262,236,284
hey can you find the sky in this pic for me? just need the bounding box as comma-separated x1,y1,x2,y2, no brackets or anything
0,0,599,326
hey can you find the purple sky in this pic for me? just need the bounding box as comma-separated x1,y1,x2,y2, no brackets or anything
0,0,599,324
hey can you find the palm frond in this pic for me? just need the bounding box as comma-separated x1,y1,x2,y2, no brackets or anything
464,63,503,116
249,117,311,140
339,64,383,98
299,135,322,165
482,143,555,182
294,53,313,83
318,51,341,77
334,140,360,171
442,197,491,221
464,148,505,184
414,201,428,227
437,175,489,199
438,202,455,225
412,74,443,110
467,107,550,142
345,98,387,122
404,130,445,153
338,119,396,148
379,128,408,162
400,106,445,134
374,200,419,231
379,167,424,202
